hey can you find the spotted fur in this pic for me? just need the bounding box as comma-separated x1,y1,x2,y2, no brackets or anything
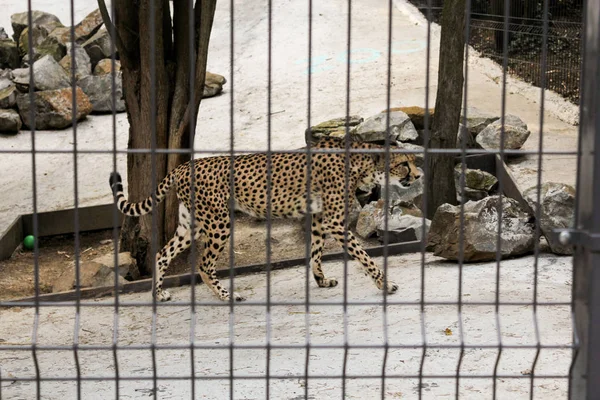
109,138,422,302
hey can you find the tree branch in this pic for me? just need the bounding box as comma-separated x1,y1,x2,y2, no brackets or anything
97,0,133,69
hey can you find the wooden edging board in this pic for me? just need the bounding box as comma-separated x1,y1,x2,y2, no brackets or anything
8,240,422,303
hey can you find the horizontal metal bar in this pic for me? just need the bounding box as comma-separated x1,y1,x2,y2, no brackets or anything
1,374,570,382
0,343,574,352
0,148,582,156
0,300,573,308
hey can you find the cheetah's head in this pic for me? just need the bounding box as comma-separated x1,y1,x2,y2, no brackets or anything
374,153,422,188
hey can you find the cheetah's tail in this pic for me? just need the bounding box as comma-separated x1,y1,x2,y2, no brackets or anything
109,171,175,216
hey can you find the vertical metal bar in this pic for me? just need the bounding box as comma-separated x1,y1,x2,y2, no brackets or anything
570,0,600,397
304,0,314,397
109,0,121,395
148,0,159,398
456,0,472,397
265,0,273,397
341,0,352,397
68,1,82,397
228,0,236,397
529,0,550,397
381,0,394,397
418,0,433,398
25,1,41,398
188,0,198,397
492,0,510,397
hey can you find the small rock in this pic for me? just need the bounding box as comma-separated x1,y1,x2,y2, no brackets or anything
356,199,423,239
11,10,63,44
93,58,120,75
73,9,104,43
0,69,13,79
457,188,489,203
203,71,226,98
52,261,125,293
17,86,92,129
0,109,22,133
476,123,531,151
386,177,424,209
13,54,71,91
427,195,535,262
377,215,431,243
454,164,498,192
383,106,434,130
18,26,49,57
456,124,477,148
77,72,125,113
90,252,140,281
305,115,363,145
0,28,8,40
59,43,92,81
462,107,499,136
34,30,68,61
82,27,115,67
0,83,17,108
354,111,418,143
523,182,575,255
0,39,20,69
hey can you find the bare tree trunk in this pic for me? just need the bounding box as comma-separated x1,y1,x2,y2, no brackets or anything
99,0,217,274
426,0,466,219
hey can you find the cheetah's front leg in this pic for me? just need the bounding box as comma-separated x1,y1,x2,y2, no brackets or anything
330,228,399,294
310,213,338,288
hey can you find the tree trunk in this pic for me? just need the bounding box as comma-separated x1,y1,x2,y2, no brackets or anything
100,0,217,275
426,0,466,219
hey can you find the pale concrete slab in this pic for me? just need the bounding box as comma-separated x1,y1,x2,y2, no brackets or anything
0,253,572,399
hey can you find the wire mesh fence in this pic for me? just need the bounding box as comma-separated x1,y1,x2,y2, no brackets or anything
0,0,593,399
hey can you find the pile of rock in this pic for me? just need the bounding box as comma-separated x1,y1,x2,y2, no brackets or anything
307,107,574,260
0,9,227,134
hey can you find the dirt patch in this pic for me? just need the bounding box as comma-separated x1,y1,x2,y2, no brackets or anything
0,214,379,301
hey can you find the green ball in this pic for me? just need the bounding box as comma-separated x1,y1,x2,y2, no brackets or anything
23,235,35,250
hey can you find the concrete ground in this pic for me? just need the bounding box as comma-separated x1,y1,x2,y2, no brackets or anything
0,253,572,399
0,1,578,398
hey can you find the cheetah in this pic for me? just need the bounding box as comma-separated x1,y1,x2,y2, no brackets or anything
109,138,422,302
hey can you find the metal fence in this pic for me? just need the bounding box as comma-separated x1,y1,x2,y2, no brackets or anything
408,0,583,104
0,0,595,398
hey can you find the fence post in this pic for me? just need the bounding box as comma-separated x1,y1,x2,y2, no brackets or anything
569,0,600,397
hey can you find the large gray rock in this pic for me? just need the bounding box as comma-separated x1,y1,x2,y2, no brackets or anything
0,109,22,133
0,39,19,69
427,195,535,262
386,177,424,209
77,73,125,113
18,26,49,57
16,86,92,129
462,107,499,136
377,214,431,243
82,27,115,66
33,31,67,62
476,120,531,150
59,43,91,81
305,115,363,144
356,199,423,239
13,55,71,91
0,83,17,108
523,182,575,255
73,9,104,43
11,10,63,44
454,164,498,192
354,111,418,143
